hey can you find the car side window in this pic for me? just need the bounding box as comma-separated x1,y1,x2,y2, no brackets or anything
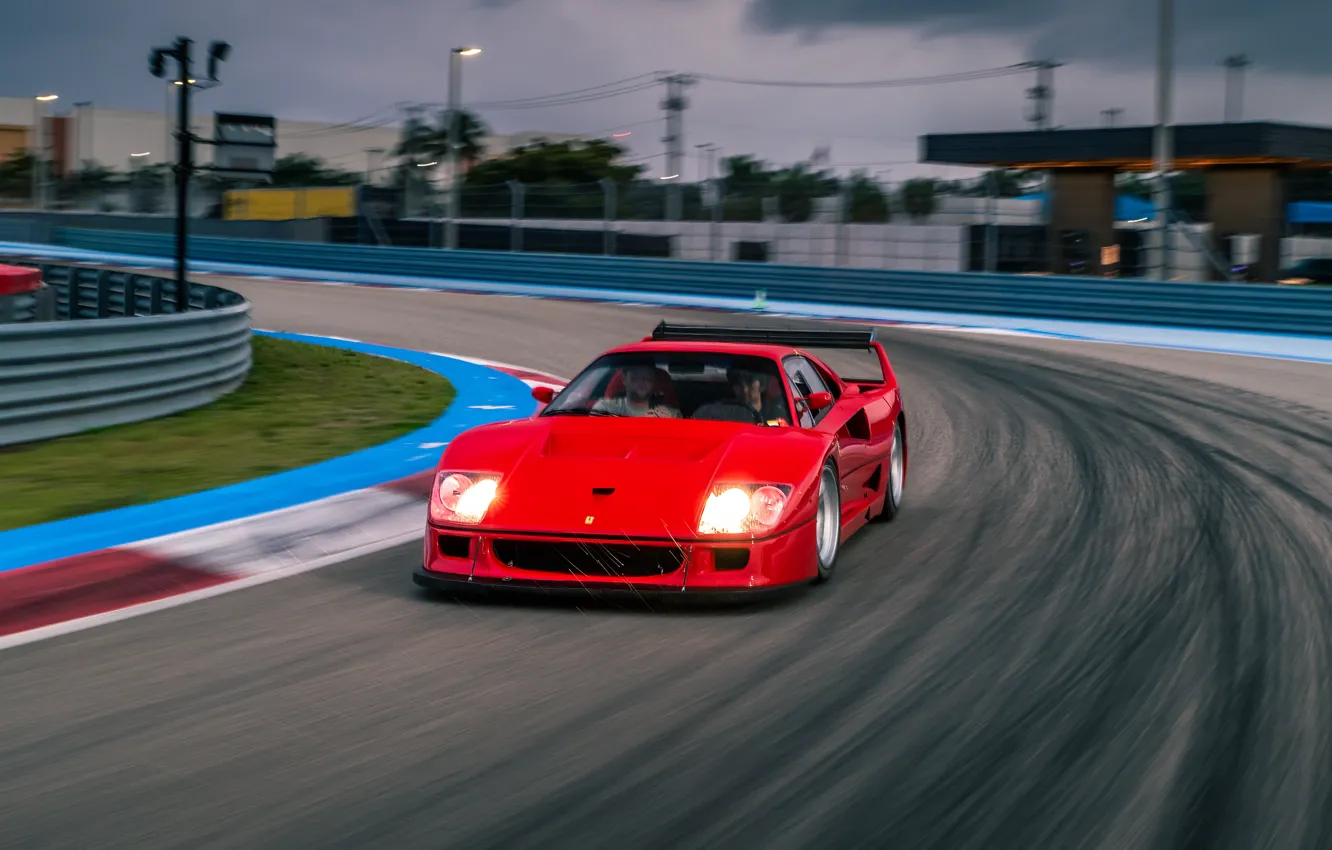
783,356,831,427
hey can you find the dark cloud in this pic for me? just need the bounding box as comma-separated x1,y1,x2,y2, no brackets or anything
743,0,1332,74
2,0,1329,182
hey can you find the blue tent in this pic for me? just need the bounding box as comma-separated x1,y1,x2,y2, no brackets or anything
1288,201,1332,224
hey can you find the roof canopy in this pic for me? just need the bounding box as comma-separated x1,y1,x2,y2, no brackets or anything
920,122,1332,170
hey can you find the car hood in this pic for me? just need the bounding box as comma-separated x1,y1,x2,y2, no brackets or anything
439,415,829,539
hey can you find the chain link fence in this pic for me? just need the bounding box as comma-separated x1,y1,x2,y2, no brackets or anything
7,165,1326,281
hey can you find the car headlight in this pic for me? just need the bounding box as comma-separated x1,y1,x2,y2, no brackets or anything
1278,276,1312,285
698,483,791,534
430,470,502,525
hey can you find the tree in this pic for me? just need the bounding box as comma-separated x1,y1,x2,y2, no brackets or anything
61,160,121,208
459,138,646,219
394,108,488,168
268,154,360,187
901,178,937,219
464,138,644,186
716,156,841,223
0,150,34,200
771,162,838,223
844,171,890,223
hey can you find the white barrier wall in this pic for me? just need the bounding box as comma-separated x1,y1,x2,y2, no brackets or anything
1281,236,1332,267
426,214,1332,278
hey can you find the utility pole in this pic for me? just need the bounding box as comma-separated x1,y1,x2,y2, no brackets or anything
1101,108,1123,127
1024,60,1061,130
1152,0,1174,281
365,147,383,184
1222,54,1250,122
150,36,230,311
660,73,695,221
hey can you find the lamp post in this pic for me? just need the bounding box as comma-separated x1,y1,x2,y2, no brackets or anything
446,46,480,250
150,37,229,311
32,94,57,209
1152,0,1174,281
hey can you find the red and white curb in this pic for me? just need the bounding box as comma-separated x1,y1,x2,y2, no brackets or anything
0,363,566,650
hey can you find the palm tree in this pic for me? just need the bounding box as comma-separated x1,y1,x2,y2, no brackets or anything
418,109,489,169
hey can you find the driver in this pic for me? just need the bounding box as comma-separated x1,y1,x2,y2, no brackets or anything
727,367,787,423
592,364,680,417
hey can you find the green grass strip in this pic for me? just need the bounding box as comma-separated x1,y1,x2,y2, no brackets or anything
0,335,454,532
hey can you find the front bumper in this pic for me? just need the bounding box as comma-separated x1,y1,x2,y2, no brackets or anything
417,520,817,597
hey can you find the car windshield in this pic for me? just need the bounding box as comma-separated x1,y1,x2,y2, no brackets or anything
541,351,794,425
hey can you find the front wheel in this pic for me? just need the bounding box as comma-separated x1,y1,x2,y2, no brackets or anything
813,458,841,583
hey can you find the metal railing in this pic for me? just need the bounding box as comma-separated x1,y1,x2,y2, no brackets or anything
0,259,252,446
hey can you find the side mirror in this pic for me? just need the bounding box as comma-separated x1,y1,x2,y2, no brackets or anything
804,391,834,412
531,385,557,404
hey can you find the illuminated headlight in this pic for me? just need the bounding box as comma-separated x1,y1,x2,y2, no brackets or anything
1278,277,1312,285
430,471,502,524
698,483,791,534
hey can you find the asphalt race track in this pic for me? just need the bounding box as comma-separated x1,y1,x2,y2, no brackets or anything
3,278,1332,849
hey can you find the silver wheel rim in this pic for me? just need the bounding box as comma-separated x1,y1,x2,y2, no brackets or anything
889,426,904,506
816,465,839,566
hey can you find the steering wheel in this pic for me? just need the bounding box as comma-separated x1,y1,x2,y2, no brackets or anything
706,397,764,424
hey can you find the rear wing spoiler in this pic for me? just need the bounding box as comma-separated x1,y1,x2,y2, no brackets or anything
647,321,897,387
649,321,876,348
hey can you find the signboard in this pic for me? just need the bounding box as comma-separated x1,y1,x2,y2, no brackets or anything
223,187,356,221
213,112,276,181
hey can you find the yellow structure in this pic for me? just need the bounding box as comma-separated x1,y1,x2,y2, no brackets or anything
0,125,29,164
222,186,356,220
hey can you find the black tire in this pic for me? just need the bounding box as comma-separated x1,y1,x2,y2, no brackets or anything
813,457,841,583
874,419,905,523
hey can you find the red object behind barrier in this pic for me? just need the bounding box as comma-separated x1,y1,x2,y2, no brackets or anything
0,265,41,296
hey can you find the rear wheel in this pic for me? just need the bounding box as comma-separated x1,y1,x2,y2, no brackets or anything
874,420,905,523
814,458,841,582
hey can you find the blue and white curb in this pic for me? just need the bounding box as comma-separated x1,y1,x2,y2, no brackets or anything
0,330,544,574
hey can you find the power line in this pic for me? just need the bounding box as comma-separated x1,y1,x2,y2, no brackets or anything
463,73,664,109
692,63,1037,89
477,81,661,110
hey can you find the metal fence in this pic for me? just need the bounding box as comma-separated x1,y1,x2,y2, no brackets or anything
43,228,1332,337
0,259,252,446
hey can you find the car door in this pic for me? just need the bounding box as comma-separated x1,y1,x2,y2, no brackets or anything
783,355,877,517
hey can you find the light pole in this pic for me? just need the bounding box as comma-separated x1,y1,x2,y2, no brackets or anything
446,46,480,250
1152,0,1174,281
32,94,57,209
150,37,229,311
697,143,720,259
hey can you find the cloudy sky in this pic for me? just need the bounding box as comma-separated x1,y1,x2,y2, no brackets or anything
5,0,1331,179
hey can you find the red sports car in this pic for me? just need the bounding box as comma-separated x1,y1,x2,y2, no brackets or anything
413,322,907,598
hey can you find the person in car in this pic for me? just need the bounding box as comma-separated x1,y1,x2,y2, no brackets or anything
591,364,680,417
728,367,787,423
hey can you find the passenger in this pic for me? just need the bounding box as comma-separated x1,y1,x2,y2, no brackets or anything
592,365,680,417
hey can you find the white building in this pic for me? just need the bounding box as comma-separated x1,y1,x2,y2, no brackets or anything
0,95,585,179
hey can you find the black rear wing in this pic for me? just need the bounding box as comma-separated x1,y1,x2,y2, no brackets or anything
647,320,896,387
648,321,877,349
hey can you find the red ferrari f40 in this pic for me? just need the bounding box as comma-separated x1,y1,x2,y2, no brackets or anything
413,321,907,599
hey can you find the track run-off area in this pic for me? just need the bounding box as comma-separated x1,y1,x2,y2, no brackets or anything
3,275,1332,849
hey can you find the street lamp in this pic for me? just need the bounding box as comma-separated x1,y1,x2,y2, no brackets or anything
149,37,230,310
32,94,58,209
1152,0,1174,281
446,45,480,249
